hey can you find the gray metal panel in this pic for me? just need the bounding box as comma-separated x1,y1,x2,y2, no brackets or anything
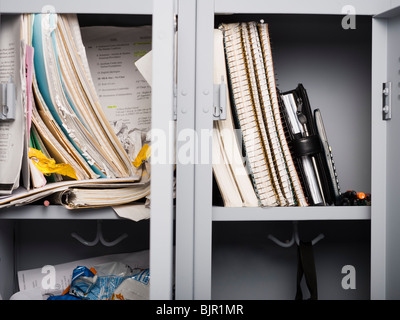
214,0,390,15
0,0,152,14
370,18,388,300
375,0,400,17
213,206,371,221
384,11,400,299
175,0,197,300
212,220,370,300
0,221,15,299
150,0,176,300
15,220,150,271
0,205,125,220
193,0,214,300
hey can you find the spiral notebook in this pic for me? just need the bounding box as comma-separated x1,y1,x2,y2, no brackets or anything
213,29,259,207
219,22,308,207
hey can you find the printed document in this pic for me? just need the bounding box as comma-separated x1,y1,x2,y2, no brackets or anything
0,15,25,194
81,26,152,162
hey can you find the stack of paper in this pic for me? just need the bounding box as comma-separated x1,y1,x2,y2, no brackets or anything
0,15,25,195
0,13,153,210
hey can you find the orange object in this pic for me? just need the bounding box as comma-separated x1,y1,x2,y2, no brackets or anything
356,192,366,200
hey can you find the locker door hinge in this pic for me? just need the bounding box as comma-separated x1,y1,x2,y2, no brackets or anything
174,82,227,121
213,78,227,120
382,82,391,121
173,83,177,120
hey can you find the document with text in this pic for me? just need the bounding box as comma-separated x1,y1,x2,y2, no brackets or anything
0,15,25,195
81,25,152,162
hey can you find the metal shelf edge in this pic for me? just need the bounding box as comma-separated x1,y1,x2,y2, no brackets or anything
212,205,371,221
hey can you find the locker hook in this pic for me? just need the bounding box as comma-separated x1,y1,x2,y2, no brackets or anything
71,220,128,247
268,221,324,248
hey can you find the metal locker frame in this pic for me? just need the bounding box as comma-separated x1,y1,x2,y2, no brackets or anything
0,0,177,301
187,0,398,300
150,0,176,300
174,0,197,300
372,3,400,300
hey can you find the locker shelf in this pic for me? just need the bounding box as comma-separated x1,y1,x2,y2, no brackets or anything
212,205,371,221
0,205,140,220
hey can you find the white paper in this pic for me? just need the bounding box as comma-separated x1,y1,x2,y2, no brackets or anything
135,50,152,87
113,203,150,221
0,15,25,194
9,288,43,300
81,26,152,162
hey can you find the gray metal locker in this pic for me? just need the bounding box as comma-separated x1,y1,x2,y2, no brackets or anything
1,0,400,302
0,0,176,300
174,0,399,300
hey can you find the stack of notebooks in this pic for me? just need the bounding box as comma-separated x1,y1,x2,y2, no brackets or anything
0,14,152,210
213,22,341,207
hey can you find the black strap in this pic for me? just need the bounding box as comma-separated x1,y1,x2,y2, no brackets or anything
295,241,318,300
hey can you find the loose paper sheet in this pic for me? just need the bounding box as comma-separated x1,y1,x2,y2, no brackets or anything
135,50,152,87
113,203,150,221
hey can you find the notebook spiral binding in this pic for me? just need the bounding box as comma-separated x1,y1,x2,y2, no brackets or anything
241,22,286,206
221,22,278,206
257,22,307,207
220,21,308,207
248,21,293,206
